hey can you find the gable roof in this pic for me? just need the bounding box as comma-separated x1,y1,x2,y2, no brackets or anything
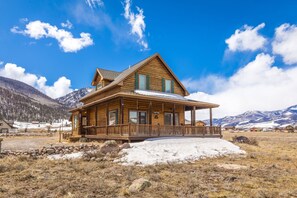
81,53,190,101
0,119,14,128
91,68,121,85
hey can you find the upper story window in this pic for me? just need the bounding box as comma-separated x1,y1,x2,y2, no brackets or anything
139,74,147,90
135,72,150,90
162,78,174,93
165,79,172,93
96,82,103,90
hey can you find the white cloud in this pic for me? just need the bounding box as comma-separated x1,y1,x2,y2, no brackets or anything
186,53,297,119
272,23,297,64
0,63,73,98
11,20,93,52
225,23,266,52
85,0,104,9
124,0,148,50
61,20,73,29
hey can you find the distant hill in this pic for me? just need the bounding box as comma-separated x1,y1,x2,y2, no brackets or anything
0,76,69,122
206,105,297,128
56,88,93,108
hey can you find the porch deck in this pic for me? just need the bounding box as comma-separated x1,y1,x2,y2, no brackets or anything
82,124,222,141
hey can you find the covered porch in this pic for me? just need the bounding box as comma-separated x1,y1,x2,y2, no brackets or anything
70,91,221,141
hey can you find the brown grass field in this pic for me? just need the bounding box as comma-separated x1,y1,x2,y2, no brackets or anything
1,131,297,198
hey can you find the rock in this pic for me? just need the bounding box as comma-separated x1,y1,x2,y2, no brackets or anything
128,178,151,193
232,136,250,144
100,140,119,154
120,143,131,150
46,148,55,155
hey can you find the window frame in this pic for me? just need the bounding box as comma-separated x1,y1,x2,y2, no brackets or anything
128,110,148,124
138,74,147,90
164,112,179,126
165,79,172,93
108,109,118,126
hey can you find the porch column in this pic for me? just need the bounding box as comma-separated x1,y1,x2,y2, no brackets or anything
209,108,213,127
120,98,124,124
173,104,176,126
95,106,98,126
191,106,196,126
106,103,109,135
149,101,152,136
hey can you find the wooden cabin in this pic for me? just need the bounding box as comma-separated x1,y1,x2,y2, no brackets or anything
0,119,13,133
285,125,294,133
195,121,206,127
70,53,221,141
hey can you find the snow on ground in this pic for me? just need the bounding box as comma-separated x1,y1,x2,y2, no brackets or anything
13,120,72,131
118,137,246,166
48,152,84,160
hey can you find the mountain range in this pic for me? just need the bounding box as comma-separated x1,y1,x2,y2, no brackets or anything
208,105,297,128
0,76,69,122
56,87,93,108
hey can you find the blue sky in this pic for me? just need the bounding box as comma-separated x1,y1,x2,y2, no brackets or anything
1,0,297,118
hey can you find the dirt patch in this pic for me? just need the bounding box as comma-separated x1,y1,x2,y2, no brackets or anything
0,132,297,197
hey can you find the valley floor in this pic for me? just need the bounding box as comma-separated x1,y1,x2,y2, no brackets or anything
1,132,297,197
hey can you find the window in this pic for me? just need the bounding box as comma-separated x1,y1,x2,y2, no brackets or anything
139,74,147,90
0,123,2,126
164,113,179,125
109,110,118,125
96,82,103,90
165,80,171,93
73,115,78,130
129,110,147,124
82,117,87,126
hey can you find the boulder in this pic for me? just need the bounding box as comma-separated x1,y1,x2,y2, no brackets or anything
100,140,119,154
46,148,55,155
128,178,151,193
232,136,250,143
120,143,131,150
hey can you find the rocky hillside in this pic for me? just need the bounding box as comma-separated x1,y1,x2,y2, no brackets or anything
208,105,297,128
0,76,69,122
56,88,93,108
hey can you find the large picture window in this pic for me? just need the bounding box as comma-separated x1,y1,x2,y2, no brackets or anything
129,110,147,124
109,110,118,125
139,74,147,90
164,112,179,125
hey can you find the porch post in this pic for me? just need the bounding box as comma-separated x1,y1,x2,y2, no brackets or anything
149,101,152,136
120,98,124,136
173,104,176,135
209,108,213,127
95,106,98,126
191,106,196,126
209,108,213,134
106,103,109,135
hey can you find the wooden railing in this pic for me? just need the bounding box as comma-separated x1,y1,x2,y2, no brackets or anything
83,124,221,138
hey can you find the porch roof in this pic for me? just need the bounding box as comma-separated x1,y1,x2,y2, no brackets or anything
70,91,219,112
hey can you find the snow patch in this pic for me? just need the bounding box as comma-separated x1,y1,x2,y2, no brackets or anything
48,152,84,160
117,137,245,166
135,90,188,101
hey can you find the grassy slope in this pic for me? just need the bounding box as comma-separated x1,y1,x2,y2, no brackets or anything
1,132,297,197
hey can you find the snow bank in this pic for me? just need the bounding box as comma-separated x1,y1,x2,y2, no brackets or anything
48,152,84,160
118,137,245,165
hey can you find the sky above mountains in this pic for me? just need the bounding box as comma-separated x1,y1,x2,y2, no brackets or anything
1,0,297,118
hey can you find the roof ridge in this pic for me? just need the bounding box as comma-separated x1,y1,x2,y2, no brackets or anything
97,68,121,73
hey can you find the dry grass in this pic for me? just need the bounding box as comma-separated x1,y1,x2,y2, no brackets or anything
1,132,297,197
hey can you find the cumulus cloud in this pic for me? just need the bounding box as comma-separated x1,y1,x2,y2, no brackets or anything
85,0,104,9
185,53,297,119
225,23,266,52
124,0,148,50
0,63,73,98
11,20,93,52
272,23,297,64
61,20,73,29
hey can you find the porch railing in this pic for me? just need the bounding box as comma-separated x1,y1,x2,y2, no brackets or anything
83,124,221,138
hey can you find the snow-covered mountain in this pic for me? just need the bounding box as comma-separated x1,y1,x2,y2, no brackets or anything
208,105,297,128
56,88,93,108
0,76,69,122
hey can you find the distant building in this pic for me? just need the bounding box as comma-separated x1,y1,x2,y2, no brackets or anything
195,121,206,127
0,119,13,133
224,126,236,131
285,125,294,133
250,127,262,132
